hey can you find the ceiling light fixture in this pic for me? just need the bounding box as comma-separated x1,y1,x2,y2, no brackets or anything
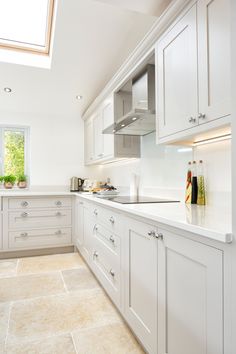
4,87,12,93
76,95,83,100
132,117,137,121
121,124,125,127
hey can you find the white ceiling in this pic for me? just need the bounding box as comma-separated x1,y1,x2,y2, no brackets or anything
93,0,172,16
0,0,165,117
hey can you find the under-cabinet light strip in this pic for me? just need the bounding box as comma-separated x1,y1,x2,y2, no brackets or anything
193,134,232,146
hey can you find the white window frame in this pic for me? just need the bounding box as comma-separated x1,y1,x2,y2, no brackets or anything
0,0,55,55
0,125,30,186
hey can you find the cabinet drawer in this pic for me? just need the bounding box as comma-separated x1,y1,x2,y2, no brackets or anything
91,204,123,235
91,239,121,308
9,209,72,229
8,197,72,210
93,222,120,256
9,227,72,249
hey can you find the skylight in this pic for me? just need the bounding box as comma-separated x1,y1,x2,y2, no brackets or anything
0,0,54,54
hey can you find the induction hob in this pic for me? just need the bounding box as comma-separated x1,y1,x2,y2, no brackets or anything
99,196,179,204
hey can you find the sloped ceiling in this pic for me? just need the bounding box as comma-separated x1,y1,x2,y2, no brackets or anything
93,0,172,16
0,0,159,117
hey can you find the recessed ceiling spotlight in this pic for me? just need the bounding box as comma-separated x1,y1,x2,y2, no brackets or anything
76,95,83,100
121,124,125,127
4,87,12,93
112,129,116,133
132,117,137,121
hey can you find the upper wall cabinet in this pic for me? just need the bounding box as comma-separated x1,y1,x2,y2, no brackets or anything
156,0,230,143
84,96,140,165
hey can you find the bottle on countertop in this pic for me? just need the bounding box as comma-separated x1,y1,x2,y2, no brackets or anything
197,160,206,205
191,161,198,204
185,161,192,204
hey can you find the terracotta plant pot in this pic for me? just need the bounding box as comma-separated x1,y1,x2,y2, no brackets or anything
4,182,13,189
18,181,27,189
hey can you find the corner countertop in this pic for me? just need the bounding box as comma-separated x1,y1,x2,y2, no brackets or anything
75,193,232,244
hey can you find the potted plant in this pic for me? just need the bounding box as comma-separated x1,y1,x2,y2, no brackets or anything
4,175,16,189
17,174,27,189
0,176,4,188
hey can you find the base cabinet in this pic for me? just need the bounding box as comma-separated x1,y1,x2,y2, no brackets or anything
123,218,158,354
158,229,223,354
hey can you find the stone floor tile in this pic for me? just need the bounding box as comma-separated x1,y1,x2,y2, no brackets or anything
0,303,10,342
17,253,85,274
73,323,144,354
6,334,76,354
0,260,18,278
62,267,99,292
8,289,122,343
0,273,65,303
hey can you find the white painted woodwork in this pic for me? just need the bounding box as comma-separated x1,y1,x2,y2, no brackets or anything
102,102,115,158
158,229,223,354
124,218,158,354
82,206,94,263
198,0,230,123
75,199,84,248
0,212,2,250
93,112,104,159
8,197,72,209
8,227,72,249
93,222,120,256
156,4,198,138
9,209,72,230
84,117,94,164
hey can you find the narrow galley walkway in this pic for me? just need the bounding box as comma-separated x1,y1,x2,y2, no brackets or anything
0,252,144,354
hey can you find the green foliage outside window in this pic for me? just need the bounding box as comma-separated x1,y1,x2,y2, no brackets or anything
4,130,25,176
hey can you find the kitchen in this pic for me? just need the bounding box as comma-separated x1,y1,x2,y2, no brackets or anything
0,0,234,353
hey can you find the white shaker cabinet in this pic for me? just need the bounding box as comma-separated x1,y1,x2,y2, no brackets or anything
93,112,104,160
156,4,198,138
198,0,230,124
123,218,158,354
84,117,94,164
158,229,223,354
75,199,84,248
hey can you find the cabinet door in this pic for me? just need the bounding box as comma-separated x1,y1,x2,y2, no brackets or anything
124,218,158,354
158,229,223,354
198,0,230,123
102,102,114,159
75,199,84,248
156,5,198,138
81,207,94,263
93,113,104,160
84,118,94,164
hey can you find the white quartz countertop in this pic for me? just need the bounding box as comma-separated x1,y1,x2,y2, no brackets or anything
0,190,232,244
75,194,232,244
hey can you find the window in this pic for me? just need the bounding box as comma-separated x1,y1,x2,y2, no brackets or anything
0,0,55,54
0,126,29,179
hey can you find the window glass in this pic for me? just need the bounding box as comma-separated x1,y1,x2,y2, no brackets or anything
4,130,25,176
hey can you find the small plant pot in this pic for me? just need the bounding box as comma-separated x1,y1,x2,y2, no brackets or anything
18,181,27,189
4,182,14,189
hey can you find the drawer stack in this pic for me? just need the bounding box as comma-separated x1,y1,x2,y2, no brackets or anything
89,203,123,308
4,196,73,251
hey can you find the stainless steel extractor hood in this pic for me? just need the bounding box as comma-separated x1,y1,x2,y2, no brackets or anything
103,64,156,136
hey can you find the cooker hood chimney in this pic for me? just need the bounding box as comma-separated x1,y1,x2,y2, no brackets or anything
103,64,156,136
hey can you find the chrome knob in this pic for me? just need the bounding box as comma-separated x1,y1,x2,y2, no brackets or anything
20,232,28,238
21,212,28,218
148,230,163,239
188,117,196,123
93,251,98,259
94,224,98,232
148,230,155,236
21,201,28,207
55,200,62,206
109,235,115,244
109,216,115,224
110,269,115,277
55,230,62,236
198,113,206,119
94,209,98,216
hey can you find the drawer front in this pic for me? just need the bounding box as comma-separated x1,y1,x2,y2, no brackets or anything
93,222,120,256
91,239,121,308
9,227,72,249
8,197,72,210
9,209,72,229
90,204,123,235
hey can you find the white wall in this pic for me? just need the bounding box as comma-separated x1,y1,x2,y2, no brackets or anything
0,111,97,188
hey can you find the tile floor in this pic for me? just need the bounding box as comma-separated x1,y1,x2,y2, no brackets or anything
0,252,144,354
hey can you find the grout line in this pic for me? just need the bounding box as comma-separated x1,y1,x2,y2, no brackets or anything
15,259,20,275
4,301,13,352
59,270,69,293
71,332,79,354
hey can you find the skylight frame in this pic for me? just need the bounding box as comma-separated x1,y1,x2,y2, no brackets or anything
0,0,55,55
